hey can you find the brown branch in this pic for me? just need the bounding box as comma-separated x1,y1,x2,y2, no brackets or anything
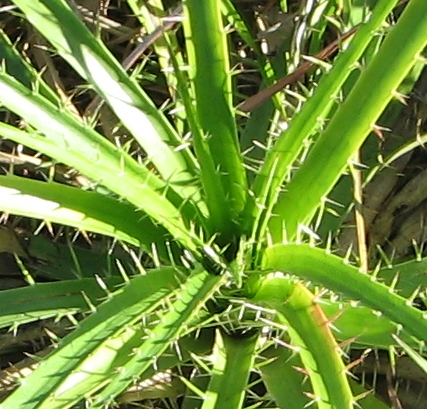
236,26,358,113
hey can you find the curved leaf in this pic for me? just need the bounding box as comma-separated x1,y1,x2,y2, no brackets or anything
0,174,174,258
0,277,122,328
0,99,202,254
262,244,427,344
253,275,353,409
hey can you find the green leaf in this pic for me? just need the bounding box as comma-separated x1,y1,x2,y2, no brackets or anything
272,0,427,240
0,174,174,260
10,0,203,210
0,28,58,104
320,300,419,350
349,379,391,409
0,93,202,254
91,269,225,407
392,334,427,377
246,0,405,243
201,330,257,409
262,244,427,344
259,343,310,409
183,0,247,235
253,276,353,409
0,267,183,409
376,256,427,298
0,278,122,328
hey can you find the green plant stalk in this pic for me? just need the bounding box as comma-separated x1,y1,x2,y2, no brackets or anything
253,276,353,409
184,0,247,232
272,0,427,241
202,330,258,409
178,0,252,236
247,0,398,244
306,1,336,57
168,22,230,236
127,1,229,238
226,281,421,350
262,244,427,344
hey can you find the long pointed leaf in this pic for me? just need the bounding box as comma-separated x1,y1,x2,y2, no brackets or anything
0,278,122,328
247,0,399,243
202,330,257,409
0,174,174,259
91,270,225,407
10,0,203,211
0,90,202,254
184,0,247,234
0,267,183,409
273,0,427,240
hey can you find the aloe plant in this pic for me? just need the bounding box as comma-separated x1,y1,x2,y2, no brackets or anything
0,0,427,408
